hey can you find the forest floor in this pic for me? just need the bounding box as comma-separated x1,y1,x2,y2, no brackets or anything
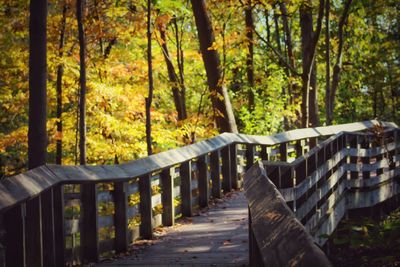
97,190,248,266
329,208,400,267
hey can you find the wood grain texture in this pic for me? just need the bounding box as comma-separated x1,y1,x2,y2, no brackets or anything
98,191,248,267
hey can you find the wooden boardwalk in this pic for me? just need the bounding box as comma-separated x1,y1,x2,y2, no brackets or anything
98,191,248,266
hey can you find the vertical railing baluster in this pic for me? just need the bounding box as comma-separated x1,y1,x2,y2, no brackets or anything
361,136,371,179
4,204,25,267
295,139,305,158
245,144,255,170
280,142,288,162
53,184,65,267
161,168,174,226
81,184,99,263
309,137,318,149
26,196,43,267
198,155,209,208
210,150,221,199
42,189,56,266
221,146,232,192
230,144,239,189
114,181,129,253
260,145,269,161
139,174,153,239
349,134,359,179
180,161,192,217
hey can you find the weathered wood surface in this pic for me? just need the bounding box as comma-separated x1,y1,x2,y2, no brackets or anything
244,163,331,267
98,191,248,267
1,120,396,213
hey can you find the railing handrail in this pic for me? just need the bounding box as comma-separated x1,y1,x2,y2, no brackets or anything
244,162,332,266
0,120,397,213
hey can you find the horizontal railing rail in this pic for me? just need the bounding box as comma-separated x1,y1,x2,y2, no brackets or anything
0,120,397,266
245,127,400,266
261,127,400,246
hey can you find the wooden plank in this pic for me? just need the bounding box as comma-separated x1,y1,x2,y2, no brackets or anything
160,168,174,226
139,174,153,239
180,161,192,217
230,144,239,189
53,185,65,267
25,196,43,267
4,204,25,267
114,181,129,253
80,184,99,263
197,155,209,208
41,189,56,267
210,150,221,199
221,146,232,193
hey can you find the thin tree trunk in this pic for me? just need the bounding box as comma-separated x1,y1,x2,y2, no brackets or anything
245,0,255,111
190,0,237,133
280,2,296,128
146,0,154,155
329,0,353,124
28,0,48,169
300,0,324,128
158,24,187,120
325,0,331,125
273,9,282,53
77,0,86,165
265,10,271,44
56,2,68,165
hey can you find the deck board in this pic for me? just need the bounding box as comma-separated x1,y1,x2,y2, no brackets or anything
98,191,248,266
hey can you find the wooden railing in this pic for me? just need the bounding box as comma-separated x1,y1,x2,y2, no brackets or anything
245,125,400,266
0,120,397,266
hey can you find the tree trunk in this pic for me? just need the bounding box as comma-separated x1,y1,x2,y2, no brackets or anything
245,1,255,111
300,0,324,128
325,0,331,125
77,0,86,165
28,0,48,169
328,0,353,124
146,0,154,155
190,0,237,133
158,24,187,120
56,2,68,165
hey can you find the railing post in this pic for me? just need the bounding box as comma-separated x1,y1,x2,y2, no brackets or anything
53,184,65,267
221,146,232,192
114,181,129,253
259,145,269,161
81,184,99,263
210,150,221,199
348,134,359,179
161,168,175,226
139,174,153,239
4,204,25,267
180,161,193,217
280,142,288,162
309,137,318,149
41,189,56,267
230,144,239,189
361,136,371,179
26,196,43,267
197,155,209,208
295,139,305,157
245,144,255,170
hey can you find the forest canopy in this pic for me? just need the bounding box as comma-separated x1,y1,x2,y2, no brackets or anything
0,0,399,176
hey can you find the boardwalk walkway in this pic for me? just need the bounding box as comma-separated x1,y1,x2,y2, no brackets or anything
99,191,248,266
